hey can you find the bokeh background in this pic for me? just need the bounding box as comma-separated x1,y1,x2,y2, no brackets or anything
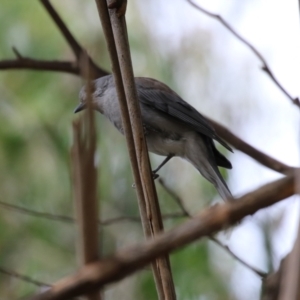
0,0,299,299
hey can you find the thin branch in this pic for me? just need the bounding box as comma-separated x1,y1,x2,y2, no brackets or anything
12,46,23,59
39,0,107,78
30,172,296,300
207,117,294,175
187,0,300,108
159,178,267,278
0,200,184,225
40,0,82,59
0,267,51,288
159,178,191,217
209,237,267,278
0,201,74,223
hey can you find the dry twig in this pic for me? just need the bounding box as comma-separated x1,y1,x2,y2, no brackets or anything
0,267,51,288
40,0,106,79
0,200,184,225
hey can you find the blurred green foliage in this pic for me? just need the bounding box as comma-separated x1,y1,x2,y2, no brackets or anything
0,1,233,299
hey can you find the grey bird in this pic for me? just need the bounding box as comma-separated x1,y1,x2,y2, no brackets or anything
74,75,233,201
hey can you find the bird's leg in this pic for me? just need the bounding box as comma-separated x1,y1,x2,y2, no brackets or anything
152,154,174,179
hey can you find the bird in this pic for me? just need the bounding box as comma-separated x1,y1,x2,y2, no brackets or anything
74,74,233,201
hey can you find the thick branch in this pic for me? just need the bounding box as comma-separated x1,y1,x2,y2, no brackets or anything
31,172,296,300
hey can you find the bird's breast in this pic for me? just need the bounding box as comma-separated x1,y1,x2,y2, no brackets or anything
145,127,186,157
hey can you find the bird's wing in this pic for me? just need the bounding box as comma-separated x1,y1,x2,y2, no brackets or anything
136,78,232,152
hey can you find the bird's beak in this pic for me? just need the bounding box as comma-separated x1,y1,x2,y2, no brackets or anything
74,103,86,113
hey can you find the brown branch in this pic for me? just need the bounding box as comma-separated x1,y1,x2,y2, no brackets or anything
40,0,82,59
39,0,107,78
207,118,294,175
0,267,51,288
187,0,300,108
30,172,296,300
0,56,79,75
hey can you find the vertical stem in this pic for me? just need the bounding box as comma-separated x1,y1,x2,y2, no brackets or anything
109,14,176,300
94,1,176,299
72,113,101,300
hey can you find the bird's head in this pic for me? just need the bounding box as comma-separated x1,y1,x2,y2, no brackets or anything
74,75,111,114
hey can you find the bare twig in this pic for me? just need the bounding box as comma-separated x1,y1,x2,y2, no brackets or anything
39,0,107,78
40,0,81,59
0,201,74,223
12,46,23,59
0,200,184,225
159,178,191,217
208,117,294,175
30,172,296,300
0,267,51,288
209,237,267,278
187,0,300,108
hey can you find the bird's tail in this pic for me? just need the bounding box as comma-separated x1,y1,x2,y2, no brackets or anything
209,164,232,201
185,135,233,201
